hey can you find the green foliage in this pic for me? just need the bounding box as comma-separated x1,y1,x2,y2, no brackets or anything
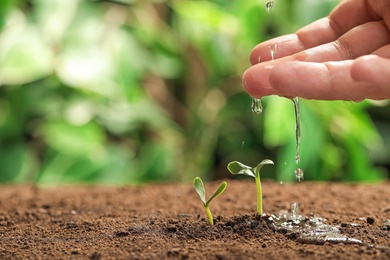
0,0,388,185
228,160,274,215
193,177,227,225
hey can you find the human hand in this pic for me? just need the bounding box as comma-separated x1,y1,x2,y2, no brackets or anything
242,0,390,101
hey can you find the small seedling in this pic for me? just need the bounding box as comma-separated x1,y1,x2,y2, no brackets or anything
227,159,274,215
193,177,227,225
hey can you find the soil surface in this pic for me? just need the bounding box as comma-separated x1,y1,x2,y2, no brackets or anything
0,180,390,259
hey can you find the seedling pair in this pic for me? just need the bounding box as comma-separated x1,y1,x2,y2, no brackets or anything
193,159,273,224
193,177,227,225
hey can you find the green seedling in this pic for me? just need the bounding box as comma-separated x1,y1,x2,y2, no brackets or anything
227,159,274,215
193,177,227,225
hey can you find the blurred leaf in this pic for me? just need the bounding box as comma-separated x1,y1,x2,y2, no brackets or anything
293,0,338,27
33,0,79,42
263,96,295,147
41,121,105,156
0,143,24,182
0,0,14,30
173,1,238,34
0,16,53,85
344,135,386,182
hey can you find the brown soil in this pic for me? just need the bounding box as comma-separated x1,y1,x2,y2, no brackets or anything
0,180,389,259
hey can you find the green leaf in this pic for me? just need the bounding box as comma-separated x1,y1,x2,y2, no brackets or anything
255,159,274,176
227,161,255,178
193,177,206,205
256,159,274,168
206,181,227,206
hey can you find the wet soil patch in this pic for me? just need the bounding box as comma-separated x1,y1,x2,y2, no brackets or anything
0,180,389,259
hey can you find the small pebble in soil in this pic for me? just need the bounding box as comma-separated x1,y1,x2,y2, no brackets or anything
366,217,375,225
340,223,348,228
166,226,177,233
90,252,101,260
381,219,390,231
114,231,129,237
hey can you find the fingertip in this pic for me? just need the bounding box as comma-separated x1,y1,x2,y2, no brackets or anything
242,65,274,98
249,47,262,65
242,67,259,97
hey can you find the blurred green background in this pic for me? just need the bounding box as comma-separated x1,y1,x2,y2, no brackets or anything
0,0,389,185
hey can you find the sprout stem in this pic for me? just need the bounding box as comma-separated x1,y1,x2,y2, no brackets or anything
205,205,214,225
255,173,263,215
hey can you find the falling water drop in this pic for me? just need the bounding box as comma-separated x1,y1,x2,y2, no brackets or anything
265,1,274,13
295,168,304,182
251,98,263,114
295,153,300,165
292,97,301,164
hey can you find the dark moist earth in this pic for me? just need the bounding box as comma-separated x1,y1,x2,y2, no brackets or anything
1,180,390,259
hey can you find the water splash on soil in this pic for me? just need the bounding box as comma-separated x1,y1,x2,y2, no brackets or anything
265,203,363,245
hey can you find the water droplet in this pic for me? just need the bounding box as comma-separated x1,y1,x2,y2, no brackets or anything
295,168,304,182
295,152,300,165
269,44,277,61
291,202,299,219
251,98,263,114
265,1,274,13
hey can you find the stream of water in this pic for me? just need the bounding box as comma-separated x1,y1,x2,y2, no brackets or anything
292,97,304,181
252,3,303,181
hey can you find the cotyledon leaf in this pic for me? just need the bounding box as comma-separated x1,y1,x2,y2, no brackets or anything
193,177,206,205
206,181,227,206
227,161,255,177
